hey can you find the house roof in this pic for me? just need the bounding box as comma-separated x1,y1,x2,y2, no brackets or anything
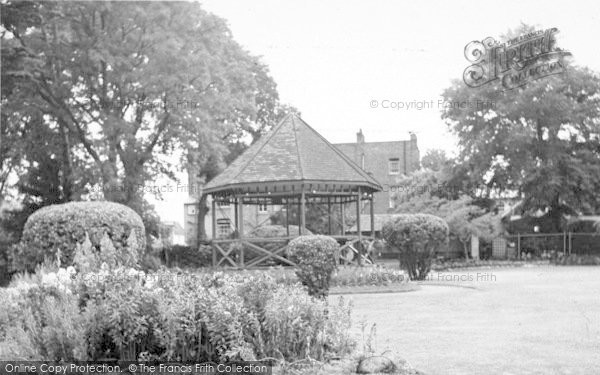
204,114,382,195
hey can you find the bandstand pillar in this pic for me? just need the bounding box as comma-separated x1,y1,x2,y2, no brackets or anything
356,187,362,265
300,191,306,235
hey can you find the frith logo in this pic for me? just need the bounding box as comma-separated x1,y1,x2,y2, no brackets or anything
463,28,571,90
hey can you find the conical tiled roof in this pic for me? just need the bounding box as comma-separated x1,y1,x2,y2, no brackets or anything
204,114,381,195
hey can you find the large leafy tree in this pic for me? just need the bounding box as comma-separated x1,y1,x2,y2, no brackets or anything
1,2,288,231
420,149,450,172
3,2,259,205
442,27,600,231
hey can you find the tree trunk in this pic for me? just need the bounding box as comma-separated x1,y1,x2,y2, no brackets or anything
197,194,209,243
101,162,146,223
58,124,74,201
549,194,563,232
101,163,126,202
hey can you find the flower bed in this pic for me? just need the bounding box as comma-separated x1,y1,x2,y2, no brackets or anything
329,266,418,294
551,254,600,265
431,259,550,271
1,264,355,363
185,265,418,295
1,239,423,373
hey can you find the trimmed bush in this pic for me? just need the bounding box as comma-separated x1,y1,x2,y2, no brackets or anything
288,235,339,298
382,214,449,280
11,201,145,272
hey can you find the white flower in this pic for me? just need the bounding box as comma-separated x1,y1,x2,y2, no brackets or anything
82,273,94,284
66,266,76,276
56,268,71,284
13,281,35,292
42,272,59,286
144,275,156,289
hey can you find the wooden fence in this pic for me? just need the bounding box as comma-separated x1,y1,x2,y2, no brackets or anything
209,236,376,268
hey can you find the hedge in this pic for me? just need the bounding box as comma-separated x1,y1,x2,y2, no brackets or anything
11,201,145,272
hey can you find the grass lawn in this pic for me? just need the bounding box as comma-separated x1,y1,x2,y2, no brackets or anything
335,266,600,375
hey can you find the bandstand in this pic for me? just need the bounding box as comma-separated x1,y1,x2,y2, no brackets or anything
203,114,382,268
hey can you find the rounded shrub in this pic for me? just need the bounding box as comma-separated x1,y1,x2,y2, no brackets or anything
12,201,145,272
287,235,338,298
382,214,449,280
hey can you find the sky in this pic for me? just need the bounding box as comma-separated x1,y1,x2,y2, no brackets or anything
151,0,600,225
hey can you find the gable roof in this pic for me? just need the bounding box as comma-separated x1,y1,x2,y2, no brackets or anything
204,114,382,195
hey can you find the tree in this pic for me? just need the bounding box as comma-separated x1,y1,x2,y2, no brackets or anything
0,111,24,201
421,149,449,172
444,199,486,259
2,2,288,232
442,25,600,231
2,2,254,207
391,169,502,258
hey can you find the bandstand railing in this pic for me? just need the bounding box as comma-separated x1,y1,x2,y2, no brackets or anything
208,235,376,269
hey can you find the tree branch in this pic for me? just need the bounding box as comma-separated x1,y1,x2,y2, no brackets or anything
38,78,102,165
140,112,170,165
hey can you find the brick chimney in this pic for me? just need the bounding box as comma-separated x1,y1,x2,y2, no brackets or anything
357,129,365,144
408,131,420,170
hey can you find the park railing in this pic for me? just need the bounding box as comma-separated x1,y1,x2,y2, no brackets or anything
491,232,600,259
